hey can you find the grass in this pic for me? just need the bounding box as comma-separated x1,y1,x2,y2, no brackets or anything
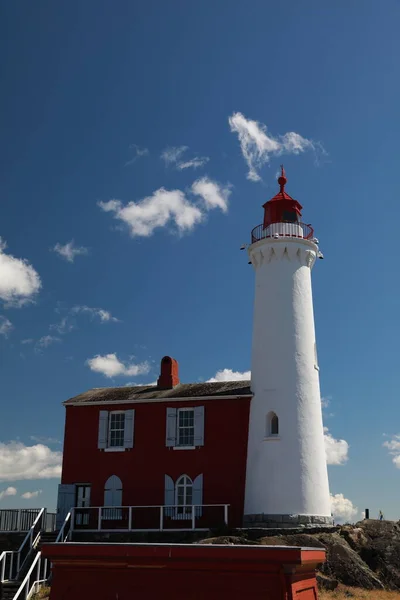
319,586,400,599
31,586,51,599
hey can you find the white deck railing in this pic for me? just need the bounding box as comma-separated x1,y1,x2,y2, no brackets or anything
71,504,229,532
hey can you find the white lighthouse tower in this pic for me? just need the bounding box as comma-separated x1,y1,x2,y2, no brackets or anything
244,167,332,528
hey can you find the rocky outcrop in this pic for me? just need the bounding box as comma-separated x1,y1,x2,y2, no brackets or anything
198,520,400,591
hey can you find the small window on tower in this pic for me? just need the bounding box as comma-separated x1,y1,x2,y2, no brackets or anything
282,211,298,223
266,412,279,438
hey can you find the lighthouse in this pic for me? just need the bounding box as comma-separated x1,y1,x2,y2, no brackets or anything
244,167,332,528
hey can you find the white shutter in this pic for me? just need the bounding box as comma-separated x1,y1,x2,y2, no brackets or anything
98,411,108,449
194,406,205,446
193,474,203,518
166,408,177,447
164,475,175,517
124,409,134,449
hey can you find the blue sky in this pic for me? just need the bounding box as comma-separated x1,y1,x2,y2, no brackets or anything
0,0,399,521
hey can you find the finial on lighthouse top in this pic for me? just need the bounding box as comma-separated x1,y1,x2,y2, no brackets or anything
278,165,287,190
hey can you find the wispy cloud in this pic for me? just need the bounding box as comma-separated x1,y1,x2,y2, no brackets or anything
0,238,41,306
161,146,209,170
161,146,188,165
0,486,17,500
125,144,149,167
21,339,34,345
71,305,120,323
53,240,88,263
49,316,75,335
229,111,325,182
324,427,349,465
207,368,250,382
35,335,61,352
86,353,150,378
99,177,231,238
178,157,209,170
21,489,42,499
0,316,13,338
0,442,62,482
383,434,400,468
30,435,61,445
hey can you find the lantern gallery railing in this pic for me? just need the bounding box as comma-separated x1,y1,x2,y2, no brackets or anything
251,222,314,244
70,504,229,532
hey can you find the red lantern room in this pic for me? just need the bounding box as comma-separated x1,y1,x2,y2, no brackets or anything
262,166,303,229
250,166,314,244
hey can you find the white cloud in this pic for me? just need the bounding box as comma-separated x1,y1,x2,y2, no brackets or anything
207,368,251,382
324,427,349,465
36,335,61,349
53,240,88,263
125,144,149,166
21,338,34,345
86,353,150,378
99,177,230,238
0,442,62,482
0,486,17,500
0,238,41,306
71,306,119,323
21,490,42,499
191,177,230,213
330,493,358,523
383,435,400,468
0,316,13,338
228,111,324,182
161,146,209,170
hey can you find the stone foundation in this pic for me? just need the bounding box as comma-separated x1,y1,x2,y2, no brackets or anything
243,514,334,529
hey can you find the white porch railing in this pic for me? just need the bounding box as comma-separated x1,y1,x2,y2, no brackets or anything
71,504,229,532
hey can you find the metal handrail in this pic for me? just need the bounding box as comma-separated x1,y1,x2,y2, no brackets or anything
251,222,314,244
0,550,14,582
55,512,71,543
16,508,45,575
13,551,49,600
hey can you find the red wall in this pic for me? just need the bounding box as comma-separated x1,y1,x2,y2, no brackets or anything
62,397,250,526
43,543,325,600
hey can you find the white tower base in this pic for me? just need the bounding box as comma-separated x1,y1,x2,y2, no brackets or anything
244,235,332,528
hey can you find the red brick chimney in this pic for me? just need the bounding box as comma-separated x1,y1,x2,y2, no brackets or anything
157,356,179,389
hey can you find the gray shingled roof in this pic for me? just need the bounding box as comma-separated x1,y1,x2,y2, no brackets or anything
64,381,252,405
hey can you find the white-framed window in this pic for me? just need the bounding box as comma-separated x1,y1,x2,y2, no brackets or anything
109,411,125,448
266,411,279,438
164,474,203,520
166,406,204,448
98,409,134,450
177,408,194,447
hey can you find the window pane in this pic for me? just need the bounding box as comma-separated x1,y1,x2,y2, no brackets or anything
109,413,125,447
177,410,194,446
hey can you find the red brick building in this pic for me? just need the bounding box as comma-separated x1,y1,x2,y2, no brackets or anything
57,356,251,531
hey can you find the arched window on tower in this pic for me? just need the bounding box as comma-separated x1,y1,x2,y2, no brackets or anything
266,412,279,438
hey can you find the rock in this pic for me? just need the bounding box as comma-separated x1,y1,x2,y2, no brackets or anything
316,572,339,591
317,533,384,590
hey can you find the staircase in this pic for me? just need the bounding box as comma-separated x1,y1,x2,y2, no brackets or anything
1,581,21,600
1,529,59,600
